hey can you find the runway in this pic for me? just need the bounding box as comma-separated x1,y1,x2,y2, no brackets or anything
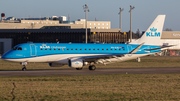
0,67,180,77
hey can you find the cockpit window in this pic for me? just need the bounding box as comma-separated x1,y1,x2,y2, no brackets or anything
12,47,22,50
17,47,22,50
13,47,18,50
13,47,22,50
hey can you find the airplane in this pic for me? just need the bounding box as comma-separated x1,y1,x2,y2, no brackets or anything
1,15,172,71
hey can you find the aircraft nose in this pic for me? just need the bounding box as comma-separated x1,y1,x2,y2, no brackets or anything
1,54,9,59
1,51,12,59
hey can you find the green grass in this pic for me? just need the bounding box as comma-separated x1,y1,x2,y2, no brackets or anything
0,74,180,100
1,57,180,100
1,57,180,70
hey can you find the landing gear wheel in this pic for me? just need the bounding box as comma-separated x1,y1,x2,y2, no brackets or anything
21,62,27,71
22,66,26,71
137,57,141,62
89,65,96,70
76,68,83,70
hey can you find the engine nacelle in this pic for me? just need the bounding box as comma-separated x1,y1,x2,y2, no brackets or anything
68,58,84,68
49,63,64,67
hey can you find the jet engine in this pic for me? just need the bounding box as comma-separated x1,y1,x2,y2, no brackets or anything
68,58,84,68
49,63,64,67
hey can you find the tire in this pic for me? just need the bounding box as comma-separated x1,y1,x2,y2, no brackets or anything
89,65,96,70
22,67,26,71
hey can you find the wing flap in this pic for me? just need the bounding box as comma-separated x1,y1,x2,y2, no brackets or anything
83,54,124,62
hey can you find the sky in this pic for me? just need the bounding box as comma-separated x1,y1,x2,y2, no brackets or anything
0,0,180,32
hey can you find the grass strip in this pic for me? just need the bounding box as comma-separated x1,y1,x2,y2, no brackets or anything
0,74,180,100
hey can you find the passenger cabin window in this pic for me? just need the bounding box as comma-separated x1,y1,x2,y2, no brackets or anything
122,47,125,51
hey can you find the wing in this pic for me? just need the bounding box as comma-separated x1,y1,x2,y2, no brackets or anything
78,43,145,64
68,43,174,65
81,43,144,62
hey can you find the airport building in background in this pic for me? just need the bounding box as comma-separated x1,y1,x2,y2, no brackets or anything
160,31,180,56
0,15,111,30
0,14,126,55
1,14,180,56
0,29,127,55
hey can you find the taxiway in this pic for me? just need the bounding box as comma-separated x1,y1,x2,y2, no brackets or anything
0,67,180,77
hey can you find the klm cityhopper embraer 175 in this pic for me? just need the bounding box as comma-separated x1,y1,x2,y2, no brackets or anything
1,15,172,71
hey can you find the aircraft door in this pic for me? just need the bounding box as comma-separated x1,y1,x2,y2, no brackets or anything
127,45,132,53
30,44,36,56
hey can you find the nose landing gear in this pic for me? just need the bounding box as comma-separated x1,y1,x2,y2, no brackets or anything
21,62,27,71
22,65,26,71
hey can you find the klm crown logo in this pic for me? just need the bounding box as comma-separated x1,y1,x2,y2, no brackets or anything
75,62,79,65
146,27,160,37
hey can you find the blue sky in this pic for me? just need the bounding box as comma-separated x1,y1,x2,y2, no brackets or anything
0,0,180,32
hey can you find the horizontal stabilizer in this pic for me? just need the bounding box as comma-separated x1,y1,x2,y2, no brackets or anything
145,45,175,51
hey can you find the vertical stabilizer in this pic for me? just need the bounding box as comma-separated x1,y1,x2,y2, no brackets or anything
130,15,166,45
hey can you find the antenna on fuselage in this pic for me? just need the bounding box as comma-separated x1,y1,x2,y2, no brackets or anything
56,39,59,44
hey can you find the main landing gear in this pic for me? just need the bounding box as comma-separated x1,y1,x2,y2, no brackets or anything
89,65,96,70
75,65,96,71
21,62,27,71
22,65,26,71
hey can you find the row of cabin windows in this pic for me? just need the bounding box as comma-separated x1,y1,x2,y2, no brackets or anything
40,48,125,51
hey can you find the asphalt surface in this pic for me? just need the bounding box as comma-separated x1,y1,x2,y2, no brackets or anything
0,67,180,77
